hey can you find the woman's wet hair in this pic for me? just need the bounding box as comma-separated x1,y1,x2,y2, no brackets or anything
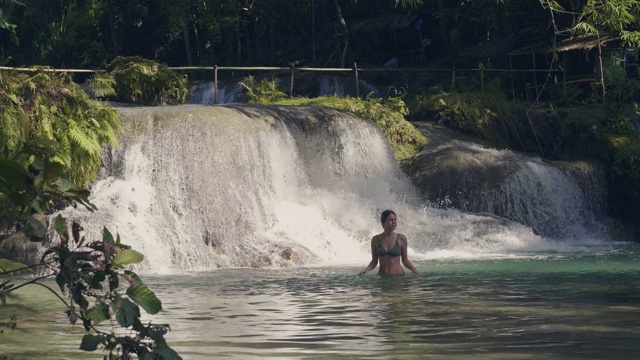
380,210,396,224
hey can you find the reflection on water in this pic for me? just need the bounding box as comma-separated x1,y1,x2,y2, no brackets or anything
2,248,640,359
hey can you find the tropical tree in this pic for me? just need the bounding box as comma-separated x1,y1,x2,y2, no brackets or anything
0,0,24,46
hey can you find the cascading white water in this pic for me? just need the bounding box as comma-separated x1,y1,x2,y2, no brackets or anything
59,104,607,273
481,159,608,240
189,82,246,104
189,76,382,105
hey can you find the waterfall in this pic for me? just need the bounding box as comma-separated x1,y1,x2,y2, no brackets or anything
189,82,246,104
59,105,608,273
189,76,382,104
480,159,608,239
408,127,610,241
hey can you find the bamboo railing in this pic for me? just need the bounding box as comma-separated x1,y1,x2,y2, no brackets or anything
0,63,566,104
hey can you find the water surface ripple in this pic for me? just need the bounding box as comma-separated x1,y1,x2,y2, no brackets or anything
144,250,640,359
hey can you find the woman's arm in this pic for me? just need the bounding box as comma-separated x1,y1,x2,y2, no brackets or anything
359,237,379,275
400,235,419,275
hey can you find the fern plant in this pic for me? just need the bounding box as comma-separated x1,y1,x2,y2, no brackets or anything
87,71,117,99
0,69,122,187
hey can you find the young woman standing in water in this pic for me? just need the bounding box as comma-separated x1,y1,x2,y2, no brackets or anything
358,210,419,276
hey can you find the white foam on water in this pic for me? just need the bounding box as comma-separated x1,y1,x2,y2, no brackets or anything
56,105,612,273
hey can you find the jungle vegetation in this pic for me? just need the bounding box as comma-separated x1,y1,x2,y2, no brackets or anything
1,0,640,356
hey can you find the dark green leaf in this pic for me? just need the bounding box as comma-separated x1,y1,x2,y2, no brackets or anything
0,159,29,190
89,270,106,290
55,272,66,293
103,228,115,246
72,222,82,244
114,295,140,327
54,215,68,240
153,346,182,360
85,303,110,324
79,334,104,351
126,282,162,315
43,161,64,182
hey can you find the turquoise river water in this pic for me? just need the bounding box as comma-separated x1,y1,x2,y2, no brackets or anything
2,242,640,359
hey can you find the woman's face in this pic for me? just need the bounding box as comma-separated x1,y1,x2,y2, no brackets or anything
383,214,397,231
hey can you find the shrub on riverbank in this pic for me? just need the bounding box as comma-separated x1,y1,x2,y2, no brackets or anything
107,56,189,106
559,105,640,227
407,88,562,156
241,76,427,165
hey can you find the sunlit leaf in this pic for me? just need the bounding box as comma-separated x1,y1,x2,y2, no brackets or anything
126,282,162,315
0,259,29,274
113,249,144,267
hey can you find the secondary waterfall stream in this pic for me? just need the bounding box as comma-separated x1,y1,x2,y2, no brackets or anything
59,104,610,273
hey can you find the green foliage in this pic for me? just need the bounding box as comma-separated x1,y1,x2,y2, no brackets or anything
240,76,288,103
0,70,122,187
558,104,640,222
87,71,117,99
241,77,426,164
409,88,541,152
544,84,585,107
107,56,189,106
602,63,640,103
545,0,640,46
0,117,181,359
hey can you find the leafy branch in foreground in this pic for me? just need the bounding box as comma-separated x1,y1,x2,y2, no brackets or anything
1,120,181,359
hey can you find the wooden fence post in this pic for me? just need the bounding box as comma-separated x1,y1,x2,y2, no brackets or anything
532,53,538,99
354,61,360,97
562,52,567,97
452,67,456,88
509,54,515,99
214,65,218,105
289,63,295,97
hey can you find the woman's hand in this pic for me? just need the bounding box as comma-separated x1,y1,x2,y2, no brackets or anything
358,269,368,276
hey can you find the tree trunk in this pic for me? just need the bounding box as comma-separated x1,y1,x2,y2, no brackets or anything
106,0,119,57
437,0,447,49
333,0,349,67
598,40,606,104
183,18,194,66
